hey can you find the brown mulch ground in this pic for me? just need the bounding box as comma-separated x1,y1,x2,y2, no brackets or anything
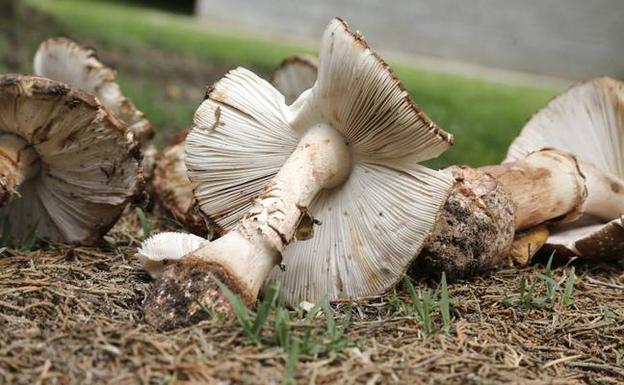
1,3,623,384
1,212,623,385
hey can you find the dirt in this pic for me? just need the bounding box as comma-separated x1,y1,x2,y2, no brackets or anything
0,211,623,385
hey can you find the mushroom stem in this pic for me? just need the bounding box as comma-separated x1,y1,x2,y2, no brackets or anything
0,134,40,206
145,124,351,330
480,149,586,230
577,161,624,219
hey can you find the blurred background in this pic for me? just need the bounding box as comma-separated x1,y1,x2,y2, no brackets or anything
1,0,622,167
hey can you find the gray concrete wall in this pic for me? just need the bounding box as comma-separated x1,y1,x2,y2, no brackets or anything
196,0,624,80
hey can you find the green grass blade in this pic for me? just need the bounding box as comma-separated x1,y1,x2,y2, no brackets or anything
135,207,151,238
275,307,291,349
214,277,257,343
252,282,280,337
321,298,336,336
304,295,327,321
19,221,39,252
439,272,452,333
562,267,576,307
283,338,300,385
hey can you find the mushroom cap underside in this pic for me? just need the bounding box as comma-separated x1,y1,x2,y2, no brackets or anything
505,77,624,177
0,74,141,244
34,38,155,178
185,18,455,305
153,57,319,236
544,216,624,260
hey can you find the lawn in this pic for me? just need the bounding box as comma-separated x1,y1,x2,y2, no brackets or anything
1,2,623,385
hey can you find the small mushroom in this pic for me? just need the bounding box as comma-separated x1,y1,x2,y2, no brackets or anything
271,54,318,104
504,77,624,259
152,55,318,236
0,74,141,244
33,38,156,181
143,18,455,329
137,232,209,278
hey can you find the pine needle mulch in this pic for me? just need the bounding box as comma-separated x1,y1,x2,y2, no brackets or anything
0,213,623,385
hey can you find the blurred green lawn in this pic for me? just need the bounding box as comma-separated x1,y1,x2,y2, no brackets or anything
25,0,557,167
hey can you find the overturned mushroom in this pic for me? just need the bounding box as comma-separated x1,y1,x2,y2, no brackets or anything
417,77,624,278
152,56,318,236
0,75,140,244
504,77,624,260
143,18,455,329
33,38,156,181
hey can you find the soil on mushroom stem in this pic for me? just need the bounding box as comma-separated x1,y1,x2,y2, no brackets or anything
1,209,623,385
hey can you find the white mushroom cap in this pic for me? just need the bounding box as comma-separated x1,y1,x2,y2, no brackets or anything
505,77,624,256
0,75,141,244
153,56,319,236
271,54,318,104
186,18,454,305
137,232,209,278
33,38,156,178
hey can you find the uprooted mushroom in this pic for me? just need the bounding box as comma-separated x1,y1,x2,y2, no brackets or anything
504,77,624,260
141,18,457,330
416,77,624,278
0,75,141,244
33,38,156,183
152,55,319,236
139,20,624,329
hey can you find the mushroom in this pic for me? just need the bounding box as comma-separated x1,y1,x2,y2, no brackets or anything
503,77,624,260
151,128,208,236
271,54,318,104
138,232,209,278
0,74,140,244
152,55,318,237
143,18,456,330
33,38,156,181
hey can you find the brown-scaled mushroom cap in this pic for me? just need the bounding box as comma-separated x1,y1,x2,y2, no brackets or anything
0,75,141,244
505,77,624,258
33,38,156,178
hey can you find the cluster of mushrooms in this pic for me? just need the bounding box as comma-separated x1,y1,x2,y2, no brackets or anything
1,19,622,330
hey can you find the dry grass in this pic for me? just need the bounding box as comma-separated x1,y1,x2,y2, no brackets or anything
1,211,623,385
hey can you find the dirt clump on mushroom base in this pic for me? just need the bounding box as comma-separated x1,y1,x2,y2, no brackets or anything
415,166,515,281
1,211,623,384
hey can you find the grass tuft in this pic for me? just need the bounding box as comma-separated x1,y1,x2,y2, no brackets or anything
402,274,454,334
215,281,357,382
503,253,577,310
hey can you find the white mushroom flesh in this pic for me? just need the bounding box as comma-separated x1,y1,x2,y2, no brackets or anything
186,19,455,305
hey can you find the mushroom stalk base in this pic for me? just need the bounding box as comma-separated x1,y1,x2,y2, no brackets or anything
0,134,40,206
144,124,352,330
416,149,587,281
